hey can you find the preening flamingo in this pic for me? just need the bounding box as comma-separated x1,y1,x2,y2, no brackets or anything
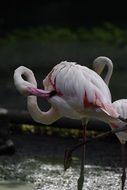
14,62,123,124
93,56,127,190
14,66,61,125
14,61,127,190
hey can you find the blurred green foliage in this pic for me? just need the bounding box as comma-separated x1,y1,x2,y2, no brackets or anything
0,23,127,46
11,123,98,138
0,23,127,108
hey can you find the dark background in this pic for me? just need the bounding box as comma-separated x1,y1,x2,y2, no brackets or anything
0,1,127,35
0,1,127,110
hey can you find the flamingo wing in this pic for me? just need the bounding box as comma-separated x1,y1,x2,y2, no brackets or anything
41,61,119,121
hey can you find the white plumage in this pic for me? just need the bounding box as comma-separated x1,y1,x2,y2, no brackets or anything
93,56,127,143
14,59,127,189
14,61,122,125
93,56,127,190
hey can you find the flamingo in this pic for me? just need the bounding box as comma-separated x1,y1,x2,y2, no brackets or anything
14,61,127,190
14,61,123,123
93,56,127,190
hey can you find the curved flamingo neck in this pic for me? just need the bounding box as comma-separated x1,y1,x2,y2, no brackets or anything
104,60,113,86
14,66,37,95
14,66,61,125
93,56,113,86
27,96,61,125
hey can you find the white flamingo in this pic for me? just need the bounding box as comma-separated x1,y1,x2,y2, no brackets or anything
14,62,122,124
93,56,127,190
14,61,127,190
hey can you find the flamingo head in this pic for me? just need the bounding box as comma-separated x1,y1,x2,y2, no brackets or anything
93,56,106,75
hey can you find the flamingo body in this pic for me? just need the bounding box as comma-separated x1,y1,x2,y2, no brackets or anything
44,61,118,121
93,56,127,144
93,56,127,190
14,59,127,190
14,61,121,124
111,99,127,144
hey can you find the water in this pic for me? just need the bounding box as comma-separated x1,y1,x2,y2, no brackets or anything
0,133,126,190
0,181,33,190
0,159,124,190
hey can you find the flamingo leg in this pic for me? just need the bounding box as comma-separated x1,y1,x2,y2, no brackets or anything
77,119,88,190
121,143,126,190
64,125,127,170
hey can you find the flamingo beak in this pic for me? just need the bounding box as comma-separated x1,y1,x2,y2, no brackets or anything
27,87,56,98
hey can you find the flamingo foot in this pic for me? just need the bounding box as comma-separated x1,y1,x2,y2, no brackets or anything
64,142,85,171
64,148,73,171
